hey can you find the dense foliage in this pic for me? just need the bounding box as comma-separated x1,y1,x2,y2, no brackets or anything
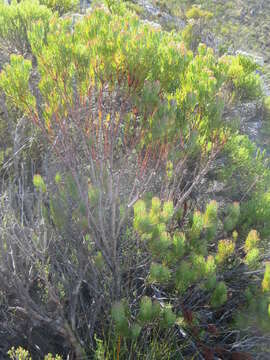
0,0,269,358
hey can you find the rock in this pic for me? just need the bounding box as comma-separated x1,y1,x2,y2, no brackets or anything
224,100,263,124
137,0,160,17
224,100,264,144
142,19,161,30
136,0,185,30
0,50,8,71
202,32,222,54
70,13,84,23
206,180,226,195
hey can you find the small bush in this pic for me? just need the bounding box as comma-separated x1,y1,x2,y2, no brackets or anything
245,229,260,253
8,347,62,360
186,6,213,20
40,0,79,15
8,347,31,360
221,54,262,100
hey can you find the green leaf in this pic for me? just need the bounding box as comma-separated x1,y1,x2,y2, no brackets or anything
33,174,46,193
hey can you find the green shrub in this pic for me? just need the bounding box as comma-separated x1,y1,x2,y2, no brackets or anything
40,0,79,15
8,347,31,360
210,281,227,308
7,347,62,360
221,54,262,100
133,198,234,306
224,202,240,232
245,229,260,253
262,263,270,293
44,354,62,360
110,196,263,344
186,5,213,20
245,247,260,269
216,239,235,264
263,96,270,121
182,5,213,51
0,0,52,55
236,263,270,332
0,1,267,357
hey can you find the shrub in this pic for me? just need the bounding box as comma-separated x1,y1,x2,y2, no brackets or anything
224,202,240,232
221,134,270,236
0,3,232,354
0,0,53,55
244,229,260,253
245,247,260,268
263,96,270,121
133,198,229,297
221,54,262,100
216,239,235,264
182,5,213,51
262,263,270,293
8,347,62,360
110,195,266,351
8,347,31,360
186,5,213,21
40,0,79,15
0,0,267,357
210,281,227,308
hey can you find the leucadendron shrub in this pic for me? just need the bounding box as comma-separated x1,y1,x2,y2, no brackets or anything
220,53,262,100
39,0,79,15
133,198,226,307
221,133,270,237
0,0,53,55
0,0,268,358
109,197,268,356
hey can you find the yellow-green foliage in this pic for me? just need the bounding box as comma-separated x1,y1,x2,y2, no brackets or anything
149,262,171,283
220,54,262,100
245,248,260,269
216,239,235,264
244,230,260,268
134,198,173,256
33,174,47,193
211,281,227,308
263,96,270,121
44,355,62,360
262,263,270,293
203,200,218,241
182,5,213,50
224,202,240,232
189,210,204,241
0,0,52,54
111,301,130,335
8,347,31,360
245,229,260,253
0,2,257,154
181,23,194,49
8,347,62,360
186,6,213,20
40,0,79,15
222,134,270,238
173,232,186,258
134,198,228,307
111,295,175,340
160,304,176,328
138,296,161,323
0,1,267,352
